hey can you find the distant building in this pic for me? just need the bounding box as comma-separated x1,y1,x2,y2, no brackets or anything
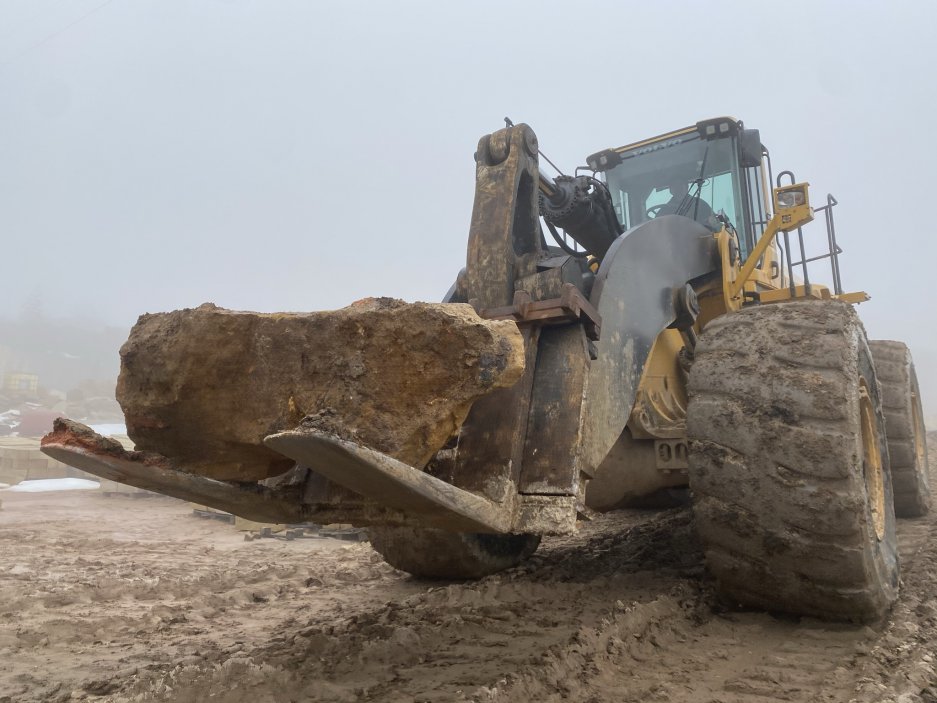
3,373,39,395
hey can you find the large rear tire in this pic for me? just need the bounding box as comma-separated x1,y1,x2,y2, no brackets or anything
687,302,899,622
368,527,541,579
870,340,931,517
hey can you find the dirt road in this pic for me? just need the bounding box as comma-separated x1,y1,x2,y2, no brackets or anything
2,461,937,702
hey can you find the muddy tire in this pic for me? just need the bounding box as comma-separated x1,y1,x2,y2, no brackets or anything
870,340,931,518
368,527,541,579
686,302,899,622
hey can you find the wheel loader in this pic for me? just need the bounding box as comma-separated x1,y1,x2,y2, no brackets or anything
42,117,931,623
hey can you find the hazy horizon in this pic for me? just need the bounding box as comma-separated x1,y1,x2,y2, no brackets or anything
3,0,937,415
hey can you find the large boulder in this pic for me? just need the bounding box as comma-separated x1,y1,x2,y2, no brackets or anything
117,299,525,481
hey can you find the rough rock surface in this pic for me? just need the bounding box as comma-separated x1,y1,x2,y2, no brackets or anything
116,299,525,481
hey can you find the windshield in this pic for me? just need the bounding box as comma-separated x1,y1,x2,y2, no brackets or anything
604,133,744,238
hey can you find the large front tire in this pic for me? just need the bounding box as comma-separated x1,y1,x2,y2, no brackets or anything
687,302,899,623
870,340,931,517
368,527,541,579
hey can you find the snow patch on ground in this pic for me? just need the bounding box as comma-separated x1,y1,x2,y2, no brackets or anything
3,478,100,493
90,423,127,437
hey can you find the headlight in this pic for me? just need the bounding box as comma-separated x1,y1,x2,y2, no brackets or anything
776,190,806,208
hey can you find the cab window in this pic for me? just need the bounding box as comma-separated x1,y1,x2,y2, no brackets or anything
603,133,747,248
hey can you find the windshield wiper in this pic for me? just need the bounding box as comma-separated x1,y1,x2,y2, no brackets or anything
677,144,710,219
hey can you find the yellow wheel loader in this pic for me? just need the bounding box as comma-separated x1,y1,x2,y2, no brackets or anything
43,117,930,622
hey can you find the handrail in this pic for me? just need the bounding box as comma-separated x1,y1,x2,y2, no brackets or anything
731,186,842,299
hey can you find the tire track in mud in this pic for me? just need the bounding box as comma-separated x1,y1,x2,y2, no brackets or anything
134,505,937,703
848,516,937,702
90,445,937,703
124,502,937,703
121,510,699,702
482,483,937,703
7,477,936,703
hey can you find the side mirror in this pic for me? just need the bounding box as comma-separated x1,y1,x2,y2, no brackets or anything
738,128,762,168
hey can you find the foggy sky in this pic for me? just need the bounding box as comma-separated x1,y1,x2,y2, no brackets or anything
2,0,937,412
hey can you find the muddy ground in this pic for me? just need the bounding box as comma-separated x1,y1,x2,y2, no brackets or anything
2,456,937,703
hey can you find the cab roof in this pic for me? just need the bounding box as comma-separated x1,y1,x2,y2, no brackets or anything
585,117,744,172
612,116,741,153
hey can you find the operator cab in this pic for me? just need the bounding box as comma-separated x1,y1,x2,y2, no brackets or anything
587,117,769,259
